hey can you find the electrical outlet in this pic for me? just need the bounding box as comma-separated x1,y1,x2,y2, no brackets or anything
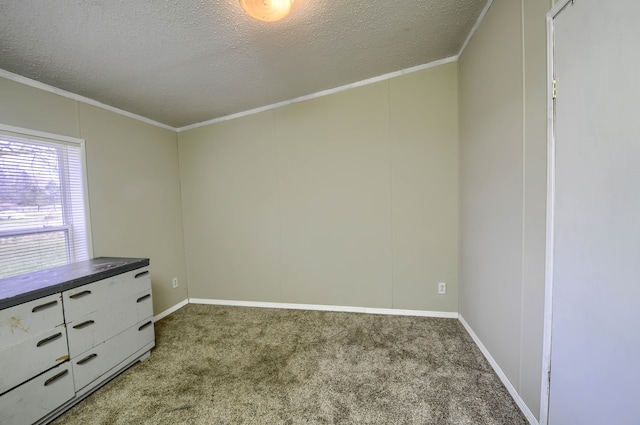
172,278,178,288
438,282,446,295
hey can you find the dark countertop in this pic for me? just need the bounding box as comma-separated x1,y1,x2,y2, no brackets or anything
0,257,150,310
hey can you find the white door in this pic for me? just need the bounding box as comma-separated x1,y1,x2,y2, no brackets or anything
547,1,640,424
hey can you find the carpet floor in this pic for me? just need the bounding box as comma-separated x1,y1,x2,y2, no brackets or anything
51,304,528,425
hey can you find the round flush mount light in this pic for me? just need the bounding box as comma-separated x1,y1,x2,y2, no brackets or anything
239,0,294,22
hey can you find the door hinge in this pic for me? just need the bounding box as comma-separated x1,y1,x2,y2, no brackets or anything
552,79,557,99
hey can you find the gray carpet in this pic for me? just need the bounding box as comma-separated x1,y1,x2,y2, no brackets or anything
52,304,528,424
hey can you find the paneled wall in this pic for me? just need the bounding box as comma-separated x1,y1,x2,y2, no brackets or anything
178,62,459,312
458,0,550,419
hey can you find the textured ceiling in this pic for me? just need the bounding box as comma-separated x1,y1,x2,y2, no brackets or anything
0,0,487,128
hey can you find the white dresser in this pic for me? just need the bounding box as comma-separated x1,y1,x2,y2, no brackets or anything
0,258,154,425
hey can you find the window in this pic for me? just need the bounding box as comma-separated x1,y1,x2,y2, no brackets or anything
0,125,91,279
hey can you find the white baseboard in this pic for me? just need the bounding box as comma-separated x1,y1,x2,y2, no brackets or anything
189,298,459,319
154,298,188,322
458,315,539,425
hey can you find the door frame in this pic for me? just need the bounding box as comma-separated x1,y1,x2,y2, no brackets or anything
540,1,573,423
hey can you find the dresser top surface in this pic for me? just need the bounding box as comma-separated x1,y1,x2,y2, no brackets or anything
0,257,150,310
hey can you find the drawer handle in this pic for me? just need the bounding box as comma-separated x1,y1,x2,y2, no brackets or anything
37,332,63,347
32,300,58,313
77,353,98,365
137,294,151,303
139,321,153,331
44,369,69,386
135,271,149,279
73,320,95,329
69,290,92,299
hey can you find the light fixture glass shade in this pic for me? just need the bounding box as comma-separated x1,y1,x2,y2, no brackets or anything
239,0,294,22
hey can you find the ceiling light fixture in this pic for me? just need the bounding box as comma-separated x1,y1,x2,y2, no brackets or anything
239,0,294,22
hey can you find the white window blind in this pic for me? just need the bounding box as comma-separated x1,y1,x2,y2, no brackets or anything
0,126,91,279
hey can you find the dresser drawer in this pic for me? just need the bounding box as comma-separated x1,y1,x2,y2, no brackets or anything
66,289,153,358
0,293,64,349
0,362,74,425
0,326,69,395
63,267,151,321
135,289,154,322
72,318,155,390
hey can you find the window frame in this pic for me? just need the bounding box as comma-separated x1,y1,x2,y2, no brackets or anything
0,123,93,274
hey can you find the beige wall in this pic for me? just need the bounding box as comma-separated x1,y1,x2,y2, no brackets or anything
0,78,79,138
276,82,393,308
390,66,459,311
0,76,188,315
178,111,282,303
179,62,459,312
458,0,549,419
